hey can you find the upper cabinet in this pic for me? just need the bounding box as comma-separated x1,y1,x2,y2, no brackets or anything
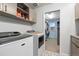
4,3,17,16
32,10,37,22
0,3,36,24
0,3,17,16
29,7,36,22
0,3,4,11
16,3,36,23
75,3,79,20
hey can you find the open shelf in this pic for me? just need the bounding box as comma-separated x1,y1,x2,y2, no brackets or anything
0,3,36,25
16,3,29,21
17,7,29,15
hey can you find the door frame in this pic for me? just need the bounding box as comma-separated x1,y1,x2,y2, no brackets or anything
43,10,60,53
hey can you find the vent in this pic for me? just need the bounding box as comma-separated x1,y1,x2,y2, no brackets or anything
32,3,39,7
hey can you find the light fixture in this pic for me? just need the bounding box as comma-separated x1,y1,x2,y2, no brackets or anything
46,13,55,19
32,3,39,7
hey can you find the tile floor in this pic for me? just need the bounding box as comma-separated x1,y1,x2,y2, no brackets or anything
38,44,60,56
45,38,59,52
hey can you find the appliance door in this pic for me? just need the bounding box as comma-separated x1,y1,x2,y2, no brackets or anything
38,35,44,48
0,36,33,56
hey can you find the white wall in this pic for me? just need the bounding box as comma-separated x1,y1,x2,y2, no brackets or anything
32,3,76,55
60,4,76,55
0,16,32,33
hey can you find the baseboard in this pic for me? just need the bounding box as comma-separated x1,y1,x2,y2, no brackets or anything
60,53,70,56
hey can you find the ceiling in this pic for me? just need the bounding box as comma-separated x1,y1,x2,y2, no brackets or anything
26,3,51,9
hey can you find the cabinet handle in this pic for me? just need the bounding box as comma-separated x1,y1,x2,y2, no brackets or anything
21,43,25,46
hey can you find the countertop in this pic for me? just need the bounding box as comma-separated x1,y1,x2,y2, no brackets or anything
26,32,44,37
0,33,32,45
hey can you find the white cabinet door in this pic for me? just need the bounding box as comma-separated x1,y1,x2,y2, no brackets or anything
0,3,5,11
71,36,79,56
29,8,33,21
0,3,3,11
75,3,79,19
0,36,33,56
4,3,17,16
71,43,79,56
29,8,36,22
32,10,37,22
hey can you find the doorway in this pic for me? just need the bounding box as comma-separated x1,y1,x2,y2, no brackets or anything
45,10,60,53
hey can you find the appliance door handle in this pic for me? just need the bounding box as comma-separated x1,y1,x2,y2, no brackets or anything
21,43,25,46
72,41,79,48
